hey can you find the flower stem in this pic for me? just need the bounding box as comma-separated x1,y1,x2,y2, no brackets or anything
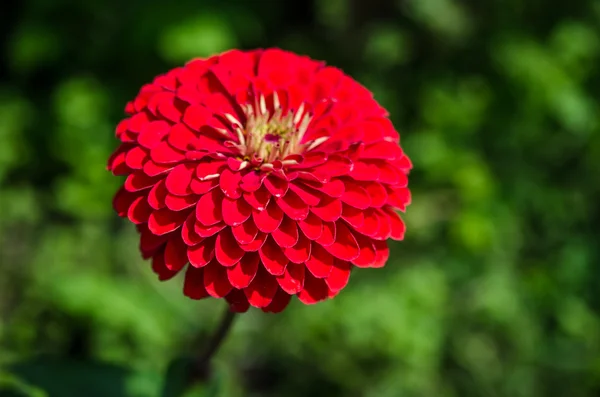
189,306,237,383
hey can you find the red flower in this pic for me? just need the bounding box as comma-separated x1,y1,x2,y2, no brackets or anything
107,48,411,313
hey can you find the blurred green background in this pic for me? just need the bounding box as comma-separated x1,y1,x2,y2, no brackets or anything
1,0,600,396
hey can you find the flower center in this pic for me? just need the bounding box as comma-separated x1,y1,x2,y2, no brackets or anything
227,94,318,164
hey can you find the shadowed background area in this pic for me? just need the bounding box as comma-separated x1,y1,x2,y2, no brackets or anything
1,0,600,396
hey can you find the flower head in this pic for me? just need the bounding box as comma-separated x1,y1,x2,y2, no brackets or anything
107,48,412,313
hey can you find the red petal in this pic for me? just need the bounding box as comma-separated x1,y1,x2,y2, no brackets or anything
366,182,388,207
148,180,168,210
305,244,334,278
226,252,259,288
244,267,278,308
311,194,343,221
288,182,321,206
384,207,406,240
190,178,219,195
252,200,283,233
259,238,288,276
183,267,210,299
297,273,329,304
264,174,289,197
362,141,403,160
182,104,213,131
220,168,243,199
194,221,225,237
243,186,271,211
164,236,189,271
349,161,380,181
127,196,152,224
187,236,215,267
148,208,190,235
240,171,265,192
222,197,252,226
325,259,351,292
341,204,364,229
283,233,311,264
276,189,309,221
373,209,391,240
310,179,344,198
355,208,380,237
152,251,180,281
371,240,389,268
271,216,299,248
168,123,197,151
298,212,323,240
138,120,170,149
238,232,267,252
165,193,198,211
150,141,186,164
125,146,148,169
215,228,245,267
316,221,336,247
262,288,292,313
196,159,227,180
341,181,371,209
144,160,173,177
352,234,377,268
196,188,223,226
124,172,158,192
323,222,360,261
113,187,140,217
204,261,233,298
181,213,203,245
139,225,169,256
231,220,258,245
225,289,250,313
165,163,195,196
276,262,305,294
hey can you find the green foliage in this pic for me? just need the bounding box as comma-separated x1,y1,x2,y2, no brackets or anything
1,0,600,396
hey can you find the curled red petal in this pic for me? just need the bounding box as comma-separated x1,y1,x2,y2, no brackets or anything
371,240,389,268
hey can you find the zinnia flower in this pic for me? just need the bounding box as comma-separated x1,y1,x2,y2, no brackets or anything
107,48,411,313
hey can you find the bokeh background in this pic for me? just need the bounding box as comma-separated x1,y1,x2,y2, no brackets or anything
2,0,600,396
